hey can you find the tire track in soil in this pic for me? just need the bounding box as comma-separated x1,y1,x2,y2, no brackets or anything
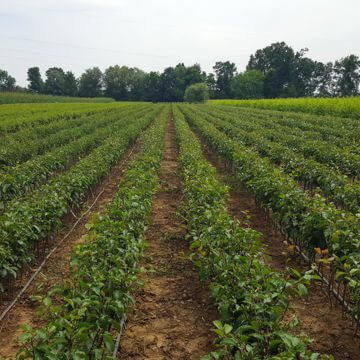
0,136,144,359
119,119,217,360
196,135,360,360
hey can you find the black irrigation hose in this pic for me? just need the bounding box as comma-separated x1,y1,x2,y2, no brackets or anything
0,188,105,324
272,219,359,324
0,141,138,326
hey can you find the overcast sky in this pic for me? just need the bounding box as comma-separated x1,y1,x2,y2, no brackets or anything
1,0,359,86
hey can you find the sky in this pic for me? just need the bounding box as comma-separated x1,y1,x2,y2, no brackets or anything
1,0,359,86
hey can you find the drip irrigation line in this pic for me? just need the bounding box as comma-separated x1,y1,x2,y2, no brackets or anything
273,221,358,322
0,141,138,325
112,260,138,358
113,315,126,358
0,188,105,324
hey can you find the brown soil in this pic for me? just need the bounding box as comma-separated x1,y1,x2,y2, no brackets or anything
118,119,217,359
0,137,143,359
197,137,360,360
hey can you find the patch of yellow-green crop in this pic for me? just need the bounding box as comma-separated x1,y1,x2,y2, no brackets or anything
209,97,360,119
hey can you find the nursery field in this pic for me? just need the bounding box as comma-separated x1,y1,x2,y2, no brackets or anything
0,91,115,104
0,100,360,359
210,96,360,119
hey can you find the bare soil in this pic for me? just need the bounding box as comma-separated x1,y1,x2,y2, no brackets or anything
198,137,360,360
119,119,217,359
0,137,142,358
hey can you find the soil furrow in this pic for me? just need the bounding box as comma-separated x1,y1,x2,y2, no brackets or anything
196,133,360,360
0,136,144,358
119,119,217,360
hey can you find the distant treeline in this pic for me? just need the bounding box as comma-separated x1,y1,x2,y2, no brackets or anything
1,41,359,101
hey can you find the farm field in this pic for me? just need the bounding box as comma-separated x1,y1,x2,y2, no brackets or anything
210,97,360,119
0,92,115,104
0,101,360,359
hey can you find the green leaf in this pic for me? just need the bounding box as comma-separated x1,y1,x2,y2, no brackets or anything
297,283,308,296
103,333,114,351
223,324,233,335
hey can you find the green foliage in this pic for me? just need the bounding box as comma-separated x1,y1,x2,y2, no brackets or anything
210,97,360,119
196,104,360,213
17,107,168,358
44,67,66,95
334,55,360,96
0,106,160,290
0,69,16,91
206,73,217,98
213,61,237,98
181,103,360,322
103,65,146,101
0,91,115,104
78,67,103,98
1,42,359,101
63,71,78,97
231,70,264,99
184,82,209,103
27,67,43,93
174,105,330,359
0,105,149,208
246,42,350,98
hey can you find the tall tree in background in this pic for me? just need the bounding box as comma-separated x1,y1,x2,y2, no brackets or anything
103,66,146,101
247,42,295,98
161,63,206,102
182,64,206,92
159,66,178,102
142,72,161,102
44,67,66,95
231,70,264,99
27,67,43,93
128,68,147,100
206,73,217,98
213,61,237,98
291,53,326,97
316,62,336,96
0,69,16,91
184,83,209,102
63,71,78,96
333,55,360,96
78,67,103,97
103,65,130,100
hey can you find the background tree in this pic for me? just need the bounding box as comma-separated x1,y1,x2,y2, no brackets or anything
247,42,295,98
128,68,147,101
206,73,217,99
78,67,103,97
231,70,264,99
27,67,43,93
333,55,360,96
289,50,329,97
104,66,146,101
184,83,209,102
158,63,206,102
316,62,336,96
0,69,16,91
142,72,161,102
44,67,66,95
213,61,237,98
104,65,131,101
159,66,179,102
182,64,206,92
63,71,78,96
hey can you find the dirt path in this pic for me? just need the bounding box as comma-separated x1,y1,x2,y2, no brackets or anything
197,137,360,360
119,119,217,359
0,137,143,358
